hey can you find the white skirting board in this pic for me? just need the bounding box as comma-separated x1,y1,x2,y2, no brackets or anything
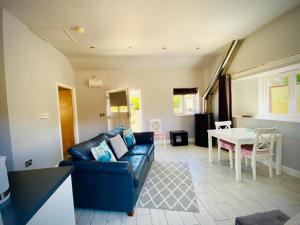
260,160,300,179
154,138,195,145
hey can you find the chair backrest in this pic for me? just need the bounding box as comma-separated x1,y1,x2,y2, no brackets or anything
215,121,232,130
253,128,276,156
149,119,162,132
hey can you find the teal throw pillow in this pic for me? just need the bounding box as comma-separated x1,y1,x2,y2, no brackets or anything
123,128,136,148
91,141,117,162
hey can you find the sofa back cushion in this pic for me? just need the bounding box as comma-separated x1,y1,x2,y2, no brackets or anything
110,134,128,159
68,133,108,160
123,128,136,148
106,127,126,138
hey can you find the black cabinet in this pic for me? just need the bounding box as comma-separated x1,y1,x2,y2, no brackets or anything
170,130,188,146
195,113,214,147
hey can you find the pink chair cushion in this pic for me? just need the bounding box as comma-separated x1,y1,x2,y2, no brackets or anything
154,131,165,137
241,144,270,157
219,139,235,151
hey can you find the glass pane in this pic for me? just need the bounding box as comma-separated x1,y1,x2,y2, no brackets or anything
131,97,140,110
110,106,119,113
184,94,195,114
296,74,300,114
269,75,289,114
119,106,128,112
173,95,183,114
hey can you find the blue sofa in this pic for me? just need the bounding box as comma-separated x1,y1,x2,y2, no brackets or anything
59,127,154,216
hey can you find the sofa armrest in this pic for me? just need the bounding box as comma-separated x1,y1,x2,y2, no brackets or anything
59,159,133,175
134,132,154,145
59,159,136,212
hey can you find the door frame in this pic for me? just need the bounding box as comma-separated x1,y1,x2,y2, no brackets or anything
106,88,130,131
56,82,79,160
129,89,143,132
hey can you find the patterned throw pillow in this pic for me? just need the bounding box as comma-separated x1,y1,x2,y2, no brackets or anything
123,128,136,148
91,141,116,162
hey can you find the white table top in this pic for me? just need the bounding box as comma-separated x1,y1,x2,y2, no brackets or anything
207,128,282,145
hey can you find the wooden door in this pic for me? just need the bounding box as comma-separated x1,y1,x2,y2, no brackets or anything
58,87,75,158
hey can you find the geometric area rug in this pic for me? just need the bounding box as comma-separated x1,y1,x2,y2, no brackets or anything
137,161,199,212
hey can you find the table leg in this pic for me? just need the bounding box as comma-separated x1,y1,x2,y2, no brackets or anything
208,134,213,162
276,136,283,175
235,144,241,181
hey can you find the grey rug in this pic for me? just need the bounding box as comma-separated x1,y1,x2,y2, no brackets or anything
137,161,199,212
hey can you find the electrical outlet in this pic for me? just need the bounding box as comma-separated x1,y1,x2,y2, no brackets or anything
25,159,32,168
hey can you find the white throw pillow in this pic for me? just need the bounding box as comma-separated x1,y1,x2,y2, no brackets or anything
110,134,128,159
284,212,300,225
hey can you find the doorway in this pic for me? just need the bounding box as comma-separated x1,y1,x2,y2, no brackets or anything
129,89,143,132
58,86,76,159
107,89,130,130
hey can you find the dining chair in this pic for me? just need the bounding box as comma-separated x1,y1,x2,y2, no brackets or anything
215,121,235,169
149,119,166,148
241,128,276,180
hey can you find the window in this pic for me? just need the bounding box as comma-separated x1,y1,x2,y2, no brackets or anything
296,74,300,114
259,67,300,119
173,88,199,115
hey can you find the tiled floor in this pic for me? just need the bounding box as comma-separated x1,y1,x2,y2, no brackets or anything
75,144,300,225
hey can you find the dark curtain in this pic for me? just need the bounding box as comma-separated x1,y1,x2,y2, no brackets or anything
218,75,232,121
173,88,198,95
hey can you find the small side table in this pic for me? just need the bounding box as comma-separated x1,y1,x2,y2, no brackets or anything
170,130,188,146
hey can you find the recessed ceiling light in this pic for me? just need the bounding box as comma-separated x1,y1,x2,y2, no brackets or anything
90,45,96,49
73,26,85,34
196,47,200,50
162,47,167,50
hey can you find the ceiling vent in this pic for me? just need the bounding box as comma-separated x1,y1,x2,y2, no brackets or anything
31,28,75,42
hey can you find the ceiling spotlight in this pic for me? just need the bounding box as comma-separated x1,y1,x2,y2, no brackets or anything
73,26,85,34
90,45,96,49
162,47,167,50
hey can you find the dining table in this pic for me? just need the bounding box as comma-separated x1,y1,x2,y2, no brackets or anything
207,127,283,181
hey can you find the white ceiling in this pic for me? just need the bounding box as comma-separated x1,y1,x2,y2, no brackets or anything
3,0,300,70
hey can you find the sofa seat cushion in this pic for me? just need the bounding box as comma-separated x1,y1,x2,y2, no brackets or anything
127,144,154,161
119,155,147,188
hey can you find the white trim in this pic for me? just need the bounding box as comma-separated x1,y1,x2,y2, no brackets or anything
155,138,195,145
282,165,300,179
260,160,300,179
56,82,79,161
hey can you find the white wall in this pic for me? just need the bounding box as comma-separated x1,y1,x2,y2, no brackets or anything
232,78,259,116
0,4,13,170
229,6,300,75
76,69,201,141
2,10,75,170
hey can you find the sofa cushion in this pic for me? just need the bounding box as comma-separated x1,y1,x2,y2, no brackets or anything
106,127,126,138
123,128,136,148
110,134,129,159
127,144,154,161
91,141,117,162
119,155,147,188
69,133,107,160
235,210,290,225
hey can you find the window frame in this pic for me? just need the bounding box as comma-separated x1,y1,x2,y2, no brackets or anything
259,66,300,120
173,93,199,116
